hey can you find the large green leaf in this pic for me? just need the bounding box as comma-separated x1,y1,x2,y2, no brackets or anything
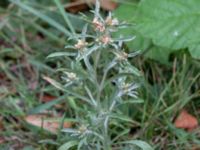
114,4,152,52
135,0,200,59
189,44,200,59
145,46,172,64
114,3,172,64
114,0,200,63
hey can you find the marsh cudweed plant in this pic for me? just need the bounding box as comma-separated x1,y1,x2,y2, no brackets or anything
47,1,153,150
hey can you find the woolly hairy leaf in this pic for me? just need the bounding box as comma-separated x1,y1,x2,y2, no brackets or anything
122,140,154,150
58,141,78,150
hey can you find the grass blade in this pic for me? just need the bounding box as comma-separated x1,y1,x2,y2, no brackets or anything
54,0,76,35
10,0,71,37
122,140,154,150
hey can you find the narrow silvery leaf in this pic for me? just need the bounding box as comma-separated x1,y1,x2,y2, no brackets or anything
110,100,117,111
95,0,100,16
118,99,143,106
43,76,65,91
62,128,79,134
77,139,85,150
81,24,88,37
68,35,95,40
84,56,95,75
64,45,76,49
39,139,59,145
124,62,141,76
90,131,104,140
111,129,130,143
127,93,137,98
114,36,136,42
128,50,141,58
58,141,78,150
118,40,123,48
92,1,104,22
84,86,97,107
76,46,99,61
104,116,109,134
128,83,139,91
110,114,134,123
47,52,76,58
63,82,73,87
105,59,117,72
118,22,134,29
111,43,119,49
108,11,112,19
122,140,154,150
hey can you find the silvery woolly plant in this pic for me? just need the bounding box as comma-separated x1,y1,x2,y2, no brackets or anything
47,1,153,150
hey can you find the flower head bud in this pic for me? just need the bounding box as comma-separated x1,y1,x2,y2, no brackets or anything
116,51,128,61
111,18,119,26
75,39,88,49
92,17,105,32
78,125,87,133
100,35,113,45
121,83,131,93
105,16,119,26
67,72,77,80
63,72,78,82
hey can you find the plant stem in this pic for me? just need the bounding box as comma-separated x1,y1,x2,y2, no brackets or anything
103,131,112,150
97,69,108,102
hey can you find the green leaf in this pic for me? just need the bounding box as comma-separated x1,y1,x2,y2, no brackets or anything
42,76,92,105
47,52,76,58
117,28,152,52
115,0,200,63
39,139,59,145
124,62,142,76
135,0,200,59
123,140,154,150
29,94,67,114
58,141,78,150
145,46,173,65
114,4,152,52
189,44,200,59
114,3,138,21
10,0,71,37
22,146,34,150
54,0,75,34
43,76,65,91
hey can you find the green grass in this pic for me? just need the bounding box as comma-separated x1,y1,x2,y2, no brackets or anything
0,0,200,150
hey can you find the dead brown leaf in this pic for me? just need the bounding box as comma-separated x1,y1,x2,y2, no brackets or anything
66,0,118,13
41,94,57,103
96,0,118,11
0,137,6,144
174,110,198,131
67,0,88,13
25,114,71,134
0,117,4,131
191,145,200,150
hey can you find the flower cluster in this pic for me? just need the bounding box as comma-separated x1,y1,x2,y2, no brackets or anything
61,71,79,87
73,11,120,57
